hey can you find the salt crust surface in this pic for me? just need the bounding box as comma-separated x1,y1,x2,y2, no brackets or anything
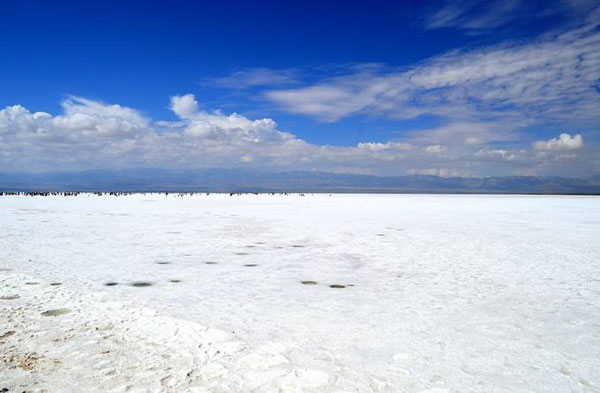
1,194,599,392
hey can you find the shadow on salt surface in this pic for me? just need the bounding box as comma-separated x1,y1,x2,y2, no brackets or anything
130,281,153,288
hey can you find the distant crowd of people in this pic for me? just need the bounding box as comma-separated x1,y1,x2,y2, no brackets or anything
0,191,311,197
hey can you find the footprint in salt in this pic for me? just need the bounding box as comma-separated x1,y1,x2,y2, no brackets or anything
104,282,118,287
329,284,346,289
1,295,20,300
301,280,318,285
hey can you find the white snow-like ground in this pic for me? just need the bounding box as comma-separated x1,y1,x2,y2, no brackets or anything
1,193,599,392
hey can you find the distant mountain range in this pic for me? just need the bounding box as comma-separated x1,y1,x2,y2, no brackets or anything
1,169,599,194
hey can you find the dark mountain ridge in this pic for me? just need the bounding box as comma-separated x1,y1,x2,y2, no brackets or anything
1,169,599,194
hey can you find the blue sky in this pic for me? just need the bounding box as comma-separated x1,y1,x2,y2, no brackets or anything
0,0,599,177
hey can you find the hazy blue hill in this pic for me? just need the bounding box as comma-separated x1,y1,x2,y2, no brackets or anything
0,169,599,194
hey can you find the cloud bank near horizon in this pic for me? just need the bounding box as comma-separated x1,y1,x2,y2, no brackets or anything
0,93,593,177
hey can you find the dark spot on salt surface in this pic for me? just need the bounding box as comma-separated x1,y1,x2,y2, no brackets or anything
246,245,257,248
244,264,258,267
329,284,346,289
104,282,118,287
0,330,16,339
41,308,71,317
301,280,318,285
236,252,250,256
156,262,171,265
131,281,153,288
50,282,62,286
291,245,305,248
25,282,38,285
205,261,218,265
0,295,20,300
254,242,266,245
377,234,385,237
170,279,182,283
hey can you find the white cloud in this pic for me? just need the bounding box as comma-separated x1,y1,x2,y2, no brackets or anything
533,133,584,151
209,68,300,89
0,95,597,177
464,136,483,145
425,144,446,153
475,148,518,161
169,94,294,143
408,168,474,178
422,0,598,33
264,18,600,129
170,94,199,119
357,142,413,151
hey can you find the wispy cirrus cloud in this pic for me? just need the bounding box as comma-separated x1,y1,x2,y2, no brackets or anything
423,0,524,32
422,0,598,34
207,68,301,89
265,14,600,127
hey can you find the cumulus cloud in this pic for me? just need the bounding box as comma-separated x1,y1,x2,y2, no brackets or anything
0,95,597,177
533,133,584,151
170,94,199,119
